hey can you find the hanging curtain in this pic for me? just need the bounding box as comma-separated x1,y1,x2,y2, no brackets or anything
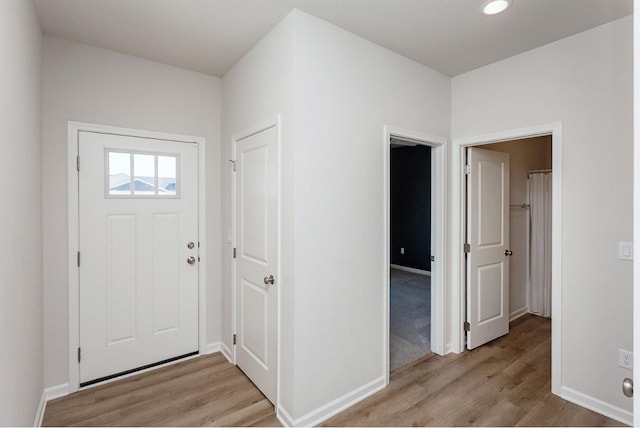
529,172,552,317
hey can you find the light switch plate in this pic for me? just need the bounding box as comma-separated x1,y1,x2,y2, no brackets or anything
619,242,633,261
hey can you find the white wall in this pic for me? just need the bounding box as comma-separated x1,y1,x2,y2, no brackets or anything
221,9,297,415
633,1,640,425
291,10,450,423
0,1,43,425
222,9,450,425
634,1,640,425
452,16,633,416
483,137,552,318
42,36,222,389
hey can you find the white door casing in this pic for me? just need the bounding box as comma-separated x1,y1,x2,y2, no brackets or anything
78,131,199,384
382,125,448,385
234,125,279,404
452,123,561,393
466,147,510,350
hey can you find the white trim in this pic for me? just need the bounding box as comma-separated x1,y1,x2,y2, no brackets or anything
45,383,70,401
509,307,528,321
33,390,46,427
383,125,448,388
390,264,431,276
221,342,234,364
67,121,207,392
560,386,633,426
451,122,563,398
231,116,282,408
277,376,386,427
197,131,208,356
276,405,296,427
204,342,221,355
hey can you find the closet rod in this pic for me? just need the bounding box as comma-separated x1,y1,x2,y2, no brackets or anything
510,203,530,208
527,169,552,176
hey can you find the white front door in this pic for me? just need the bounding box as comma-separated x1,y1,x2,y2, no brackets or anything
466,147,510,350
234,125,278,404
78,131,199,384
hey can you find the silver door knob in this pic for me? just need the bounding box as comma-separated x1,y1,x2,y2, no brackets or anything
623,378,633,397
264,275,275,286
505,250,513,256
187,242,195,249
187,256,196,265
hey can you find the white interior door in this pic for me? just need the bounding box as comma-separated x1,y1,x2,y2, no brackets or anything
466,147,510,350
234,126,278,404
78,131,199,384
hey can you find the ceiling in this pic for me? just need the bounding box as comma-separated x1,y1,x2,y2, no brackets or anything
33,0,633,77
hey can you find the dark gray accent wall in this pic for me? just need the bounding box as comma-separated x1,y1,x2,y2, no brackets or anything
390,145,431,271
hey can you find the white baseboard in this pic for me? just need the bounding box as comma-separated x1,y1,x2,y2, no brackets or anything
560,385,632,426
509,307,528,321
33,384,69,427
33,390,46,427
276,405,295,427
390,264,431,276
45,383,69,401
204,342,221,354
221,342,233,364
278,376,386,427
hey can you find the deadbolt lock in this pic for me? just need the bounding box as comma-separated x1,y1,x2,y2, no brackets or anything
187,242,195,249
264,275,275,286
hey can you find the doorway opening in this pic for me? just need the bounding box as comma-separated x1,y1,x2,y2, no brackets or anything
464,136,553,350
383,126,447,380
452,122,562,395
389,141,432,371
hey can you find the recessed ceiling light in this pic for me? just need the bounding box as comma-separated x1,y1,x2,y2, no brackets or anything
483,0,511,15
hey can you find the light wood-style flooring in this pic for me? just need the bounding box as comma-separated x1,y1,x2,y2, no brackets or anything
324,315,624,426
43,354,280,427
43,315,625,427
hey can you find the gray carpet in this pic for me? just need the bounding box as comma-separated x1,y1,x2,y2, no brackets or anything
390,268,431,372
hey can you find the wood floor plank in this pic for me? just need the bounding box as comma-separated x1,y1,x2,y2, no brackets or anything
44,354,228,420
323,315,625,427
44,315,626,427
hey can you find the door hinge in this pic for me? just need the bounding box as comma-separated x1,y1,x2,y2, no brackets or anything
233,334,236,345
76,155,80,172
229,160,236,172
464,322,470,332
77,347,81,363
464,243,471,253
430,256,435,262
77,251,81,267
233,248,236,259
464,164,471,175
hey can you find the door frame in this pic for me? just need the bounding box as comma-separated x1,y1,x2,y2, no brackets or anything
451,122,562,396
383,125,447,383
230,116,281,402
67,121,207,393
